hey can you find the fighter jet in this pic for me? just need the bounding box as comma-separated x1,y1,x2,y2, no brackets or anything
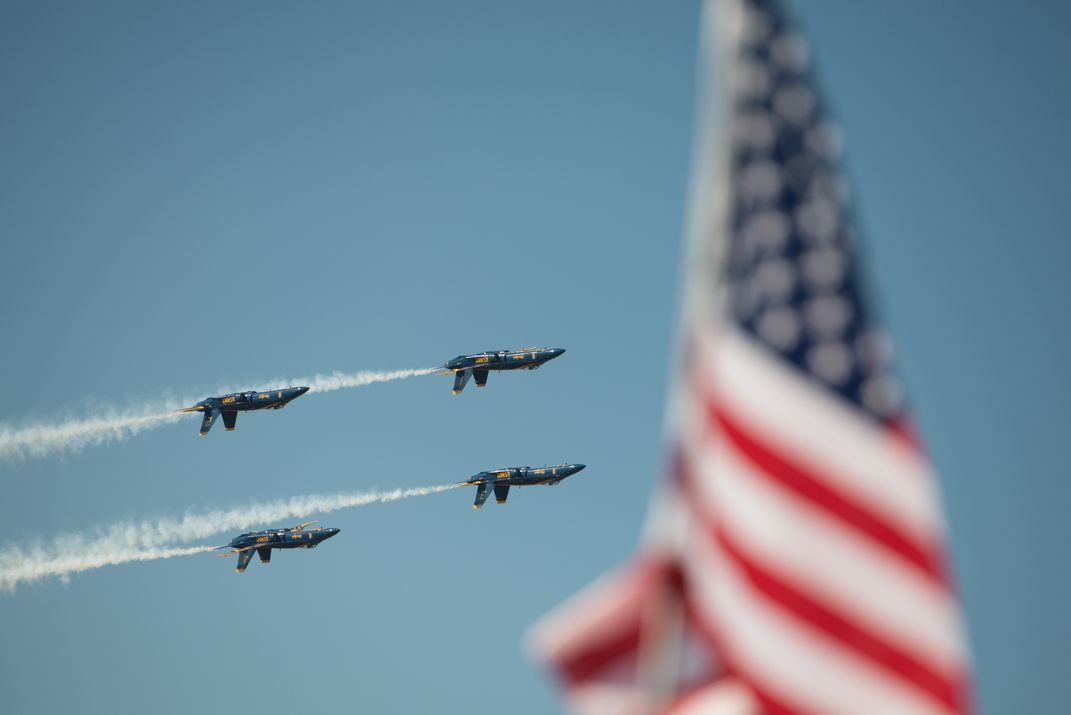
214,521,340,573
440,347,566,394
464,463,586,509
179,385,309,436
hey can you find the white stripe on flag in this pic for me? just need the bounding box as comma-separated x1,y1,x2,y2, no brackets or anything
684,430,967,673
566,684,645,715
700,327,944,544
526,564,642,665
685,531,958,715
666,678,758,715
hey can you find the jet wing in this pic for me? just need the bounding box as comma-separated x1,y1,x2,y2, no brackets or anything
236,549,254,573
473,482,491,509
452,369,472,394
199,407,220,436
222,410,238,432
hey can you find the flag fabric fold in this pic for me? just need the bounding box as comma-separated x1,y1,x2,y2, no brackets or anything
527,1,972,713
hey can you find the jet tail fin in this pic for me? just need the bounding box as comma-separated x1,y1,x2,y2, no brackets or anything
493,484,510,504
473,369,489,388
199,407,220,436
473,482,491,509
222,410,237,432
257,547,272,564
452,369,472,394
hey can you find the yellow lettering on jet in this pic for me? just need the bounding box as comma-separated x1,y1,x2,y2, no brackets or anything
222,397,236,404
476,357,490,364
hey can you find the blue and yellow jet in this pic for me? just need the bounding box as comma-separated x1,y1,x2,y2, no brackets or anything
440,347,566,394
180,386,310,436
215,521,340,573
464,463,586,509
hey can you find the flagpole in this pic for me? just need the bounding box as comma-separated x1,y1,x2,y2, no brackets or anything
638,0,746,711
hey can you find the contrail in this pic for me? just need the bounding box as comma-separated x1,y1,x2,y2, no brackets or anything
0,367,438,463
0,408,187,463
298,367,438,394
0,483,460,592
0,544,217,592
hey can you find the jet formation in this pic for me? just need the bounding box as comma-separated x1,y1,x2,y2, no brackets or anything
464,463,586,509
215,521,340,573
192,347,585,573
180,385,309,436
178,347,564,435
439,347,566,394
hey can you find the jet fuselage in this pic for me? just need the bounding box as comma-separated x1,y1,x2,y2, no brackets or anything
181,386,310,435
228,526,340,552
444,347,565,393
465,463,586,508
222,525,340,573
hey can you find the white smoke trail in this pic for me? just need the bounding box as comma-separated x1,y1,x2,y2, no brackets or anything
0,483,460,592
0,408,187,463
0,367,438,463
298,367,439,394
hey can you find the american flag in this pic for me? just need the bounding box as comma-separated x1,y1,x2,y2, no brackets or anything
527,1,973,714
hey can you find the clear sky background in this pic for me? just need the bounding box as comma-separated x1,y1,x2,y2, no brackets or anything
1,1,1067,713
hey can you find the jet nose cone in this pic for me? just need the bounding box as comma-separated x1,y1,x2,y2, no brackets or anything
552,348,566,357
295,386,310,396
325,527,340,538
570,464,586,474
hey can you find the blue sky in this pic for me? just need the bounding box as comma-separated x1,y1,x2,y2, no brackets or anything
1,1,1068,713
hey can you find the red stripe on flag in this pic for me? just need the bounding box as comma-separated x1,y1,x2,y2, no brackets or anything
678,588,818,715
550,557,686,687
556,619,642,686
708,399,946,583
672,451,969,713
712,515,966,711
